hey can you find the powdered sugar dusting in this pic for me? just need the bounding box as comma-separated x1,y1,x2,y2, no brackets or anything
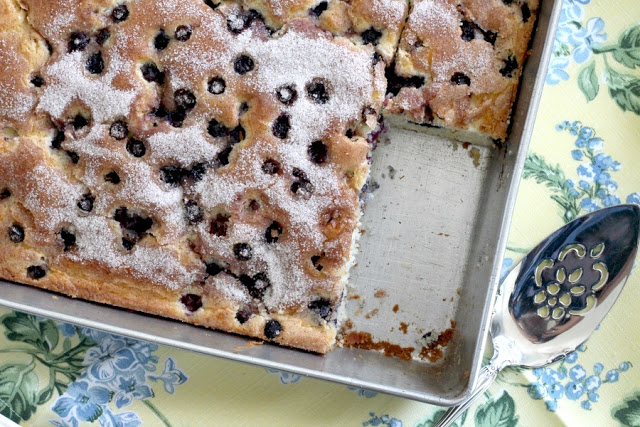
38,52,137,123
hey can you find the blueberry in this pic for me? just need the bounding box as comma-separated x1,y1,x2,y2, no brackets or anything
275,85,297,105
309,1,328,17
141,63,165,84
217,146,233,166
235,308,253,324
86,51,104,74
189,163,207,182
234,55,254,75
227,10,259,33
240,273,270,299
0,189,10,200
207,119,228,137
109,120,128,140
68,32,90,52
308,140,327,164
384,65,425,96
160,165,186,186
66,151,80,163
502,0,514,4
229,125,245,144
207,77,225,95
248,199,260,211
60,228,76,251
272,114,291,139
126,137,146,157
460,21,475,42
27,265,46,280
111,4,129,22
180,294,202,312
114,207,153,248
306,80,329,104
95,28,111,45
8,224,24,243
185,200,203,224
521,3,531,22
308,299,332,320
105,171,121,184
204,0,218,10
30,75,44,87
238,102,249,115
51,129,65,149
168,109,186,128
174,88,196,110
265,221,283,243
77,193,94,212
291,178,313,197
261,158,281,175
483,30,497,45
451,72,471,86
264,319,282,339
209,214,229,236
500,55,519,78
175,25,192,41
154,29,170,51
72,114,88,130
311,255,323,271
233,243,252,261
205,261,223,276
361,27,382,45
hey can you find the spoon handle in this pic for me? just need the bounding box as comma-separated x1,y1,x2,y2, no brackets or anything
434,361,502,427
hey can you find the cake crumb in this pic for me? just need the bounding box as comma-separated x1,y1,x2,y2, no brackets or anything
418,324,456,362
365,308,379,319
234,340,264,351
392,304,399,313
374,289,388,298
469,147,481,167
399,322,408,334
343,331,414,360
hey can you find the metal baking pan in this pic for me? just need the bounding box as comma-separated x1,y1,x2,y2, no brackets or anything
0,0,561,406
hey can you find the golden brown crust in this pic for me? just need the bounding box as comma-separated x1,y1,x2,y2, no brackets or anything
385,0,539,144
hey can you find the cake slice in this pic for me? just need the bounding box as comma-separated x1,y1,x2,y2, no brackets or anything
0,0,385,353
384,0,539,145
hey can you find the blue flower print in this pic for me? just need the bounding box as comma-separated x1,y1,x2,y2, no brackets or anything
149,357,188,394
348,386,379,398
568,18,607,64
363,412,402,427
266,368,303,385
547,55,571,84
52,381,111,422
627,193,640,205
525,343,631,411
98,408,141,427
113,371,154,409
57,322,77,337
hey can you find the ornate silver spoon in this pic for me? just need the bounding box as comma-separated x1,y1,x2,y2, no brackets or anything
436,204,640,427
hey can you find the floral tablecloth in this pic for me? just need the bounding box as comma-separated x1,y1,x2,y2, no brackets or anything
2,0,640,425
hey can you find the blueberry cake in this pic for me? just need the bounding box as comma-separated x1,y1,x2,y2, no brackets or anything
385,0,539,145
0,0,386,353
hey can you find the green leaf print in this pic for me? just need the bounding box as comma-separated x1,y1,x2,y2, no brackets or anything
578,60,600,101
612,24,640,69
474,392,518,427
0,363,40,423
605,67,640,114
415,408,467,427
613,392,640,426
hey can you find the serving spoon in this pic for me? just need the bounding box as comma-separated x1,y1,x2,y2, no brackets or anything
436,204,640,427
